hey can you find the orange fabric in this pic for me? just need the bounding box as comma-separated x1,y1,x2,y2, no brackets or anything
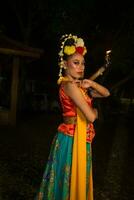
59,84,77,117
58,85,96,143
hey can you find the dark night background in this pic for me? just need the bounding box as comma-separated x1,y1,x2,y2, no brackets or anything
0,0,134,200
1,0,134,81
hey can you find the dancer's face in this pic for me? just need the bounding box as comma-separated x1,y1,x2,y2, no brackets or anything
64,52,85,79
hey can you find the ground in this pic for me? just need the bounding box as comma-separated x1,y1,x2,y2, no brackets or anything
0,111,134,200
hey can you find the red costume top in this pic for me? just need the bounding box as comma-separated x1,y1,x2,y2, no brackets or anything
58,84,95,143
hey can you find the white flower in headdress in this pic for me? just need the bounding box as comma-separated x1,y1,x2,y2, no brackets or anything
58,50,64,57
72,35,78,41
76,38,84,47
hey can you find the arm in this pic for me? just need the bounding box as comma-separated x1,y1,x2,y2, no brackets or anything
89,66,105,81
64,82,98,123
81,79,110,98
89,50,112,81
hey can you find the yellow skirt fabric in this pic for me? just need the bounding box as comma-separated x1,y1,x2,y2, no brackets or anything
70,108,93,200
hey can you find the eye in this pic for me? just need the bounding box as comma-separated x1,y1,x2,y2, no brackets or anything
74,61,79,65
82,61,85,66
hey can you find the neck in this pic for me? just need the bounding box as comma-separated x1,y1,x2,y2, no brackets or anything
66,75,83,81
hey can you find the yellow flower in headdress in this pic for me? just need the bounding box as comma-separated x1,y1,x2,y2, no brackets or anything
64,45,76,55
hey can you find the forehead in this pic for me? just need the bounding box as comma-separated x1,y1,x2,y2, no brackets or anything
67,52,85,61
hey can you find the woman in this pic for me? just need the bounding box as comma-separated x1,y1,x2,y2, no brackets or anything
36,34,110,200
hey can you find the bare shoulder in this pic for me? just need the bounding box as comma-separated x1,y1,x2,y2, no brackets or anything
63,81,87,106
63,81,79,96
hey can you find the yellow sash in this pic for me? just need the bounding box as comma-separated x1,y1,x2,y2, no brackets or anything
70,108,87,200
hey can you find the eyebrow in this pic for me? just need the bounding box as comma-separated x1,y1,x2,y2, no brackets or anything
73,59,85,62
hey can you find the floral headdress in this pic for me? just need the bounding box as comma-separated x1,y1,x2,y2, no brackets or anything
57,34,87,84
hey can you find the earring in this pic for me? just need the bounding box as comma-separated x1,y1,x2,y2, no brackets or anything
63,65,67,69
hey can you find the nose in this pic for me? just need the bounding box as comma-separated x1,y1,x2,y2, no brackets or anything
79,64,85,70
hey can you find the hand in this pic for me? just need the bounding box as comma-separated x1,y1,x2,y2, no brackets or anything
73,80,82,87
81,79,93,89
93,108,98,119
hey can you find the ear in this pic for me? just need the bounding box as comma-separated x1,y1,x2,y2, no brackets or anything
63,60,67,69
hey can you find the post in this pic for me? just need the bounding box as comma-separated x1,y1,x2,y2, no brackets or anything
10,56,20,125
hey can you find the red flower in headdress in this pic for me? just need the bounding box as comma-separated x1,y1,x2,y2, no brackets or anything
76,46,84,55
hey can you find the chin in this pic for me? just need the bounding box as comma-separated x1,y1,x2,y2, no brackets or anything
71,74,84,80
78,74,84,79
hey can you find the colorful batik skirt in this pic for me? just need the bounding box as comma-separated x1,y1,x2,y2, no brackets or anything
35,132,93,200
